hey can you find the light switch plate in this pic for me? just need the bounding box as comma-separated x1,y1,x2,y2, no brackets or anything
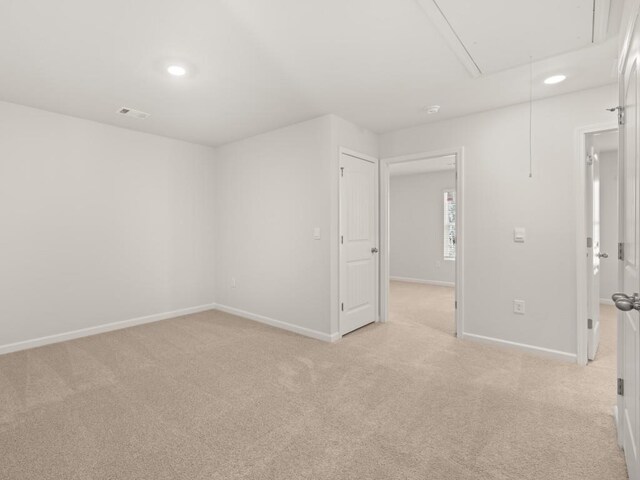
514,227,526,243
513,300,525,314
313,227,321,240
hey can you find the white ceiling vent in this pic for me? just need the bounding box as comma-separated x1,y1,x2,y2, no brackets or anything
118,107,150,119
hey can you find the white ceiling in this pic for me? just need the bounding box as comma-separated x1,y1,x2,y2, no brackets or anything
390,155,456,176
433,0,595,73
0,0,624,147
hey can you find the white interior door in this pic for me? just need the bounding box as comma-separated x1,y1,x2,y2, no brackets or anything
616,16,640,479
339,151,378,335
587,145,602,360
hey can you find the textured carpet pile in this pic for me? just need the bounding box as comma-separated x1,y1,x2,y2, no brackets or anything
0,282,628,479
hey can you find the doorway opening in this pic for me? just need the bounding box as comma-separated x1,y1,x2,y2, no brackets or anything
578,126,619,367
380,148,464,337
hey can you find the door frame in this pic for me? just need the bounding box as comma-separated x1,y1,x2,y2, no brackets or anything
379,147,465,336
575,123,618,367
338,147,380,337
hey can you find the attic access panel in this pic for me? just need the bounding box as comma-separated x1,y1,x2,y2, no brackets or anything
434,0,595,73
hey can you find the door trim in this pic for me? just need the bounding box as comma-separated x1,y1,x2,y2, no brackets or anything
338,147,380,337
380,147,464,337
575,123,618,367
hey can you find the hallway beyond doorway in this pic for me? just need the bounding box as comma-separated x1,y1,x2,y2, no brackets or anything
389,280,455,335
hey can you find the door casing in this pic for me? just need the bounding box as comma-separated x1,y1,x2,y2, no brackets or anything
575,123,618,367
379,147,465,336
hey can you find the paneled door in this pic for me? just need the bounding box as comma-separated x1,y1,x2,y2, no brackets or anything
339,151,378,335
614,11,640,479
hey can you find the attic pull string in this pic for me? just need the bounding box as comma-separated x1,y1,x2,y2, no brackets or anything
529,55,533,178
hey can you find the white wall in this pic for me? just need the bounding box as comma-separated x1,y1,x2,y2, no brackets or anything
214,114,377,339
0,107,377,350
599,150,619,302
390,170,456,285
214,115,334,338
380,84,617,359
1,84,617,358
0,101,217,351
329,115,379,334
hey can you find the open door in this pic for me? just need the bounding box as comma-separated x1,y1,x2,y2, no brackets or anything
613,12,640,479
587,144,602,360
339,150,379,336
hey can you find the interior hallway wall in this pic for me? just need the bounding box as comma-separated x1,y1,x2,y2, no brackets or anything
380,84,617,360
0,101,217,351
214,114,378,339
599,150,619,302
389,170,456,285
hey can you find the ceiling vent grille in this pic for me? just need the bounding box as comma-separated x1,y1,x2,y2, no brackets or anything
118,107,150,119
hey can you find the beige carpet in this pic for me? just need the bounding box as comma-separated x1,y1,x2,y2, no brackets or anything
0,282,627,479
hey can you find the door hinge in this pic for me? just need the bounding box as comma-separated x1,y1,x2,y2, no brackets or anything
455,300,458,309
619,242,625,261
341,303,344,312
340,167,344,177
587,318,593,329
618,378,624,396
587,237,593,248
341,235,343,244
608,106,625,126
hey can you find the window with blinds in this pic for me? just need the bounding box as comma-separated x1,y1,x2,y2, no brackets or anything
444,190,456,260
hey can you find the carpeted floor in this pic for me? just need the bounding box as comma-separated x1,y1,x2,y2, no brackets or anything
0,282,628,479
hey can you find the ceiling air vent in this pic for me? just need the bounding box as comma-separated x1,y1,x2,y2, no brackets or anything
118,107,150,119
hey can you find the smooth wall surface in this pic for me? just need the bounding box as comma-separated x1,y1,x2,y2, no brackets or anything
215,114,377,338
599,150,618,302
380,84,617,358
390,171,456,285
215,116,334,336
0,101,217,348
2,85,617,356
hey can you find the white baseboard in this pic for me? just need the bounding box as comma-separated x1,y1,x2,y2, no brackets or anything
390,276,455,287
600,298,614,306
0,303,216,356
461,332,577,363
214,303,338,343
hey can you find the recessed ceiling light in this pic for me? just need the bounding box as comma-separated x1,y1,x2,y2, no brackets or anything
543,74,566,85
167,65,187,77
423,105,440,114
